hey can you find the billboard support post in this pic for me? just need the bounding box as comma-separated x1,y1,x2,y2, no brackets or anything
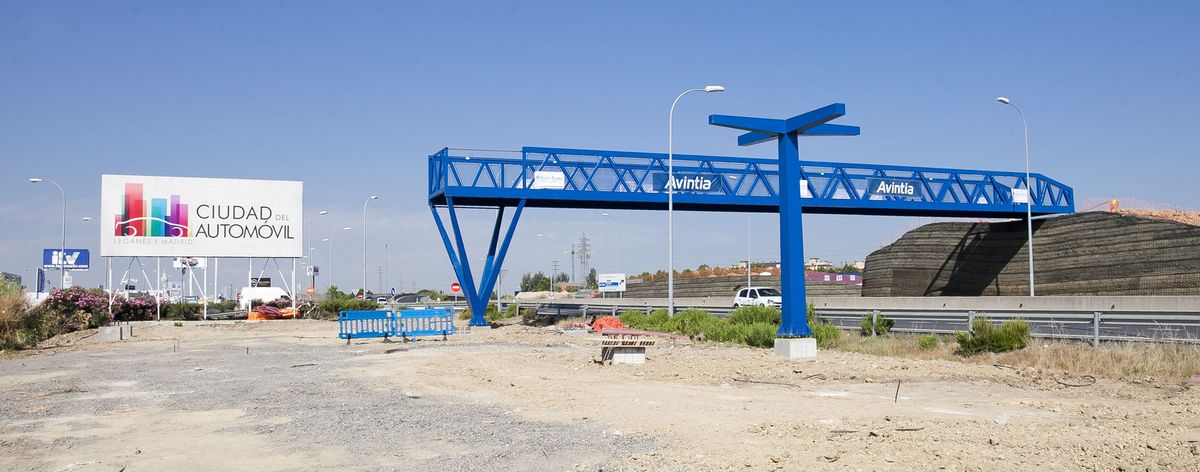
155,257,161,321
291,258,297,314
106,257,113,318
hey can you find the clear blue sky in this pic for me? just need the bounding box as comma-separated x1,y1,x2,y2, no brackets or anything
3,1,1198,295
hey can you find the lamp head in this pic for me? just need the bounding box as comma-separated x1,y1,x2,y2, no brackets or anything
318,210,329,216
343,227,352,231
321,238,329,242
29,178,43,183
996,96,1011,105
704,85,725,93
369,195,379,200
82,217,93,222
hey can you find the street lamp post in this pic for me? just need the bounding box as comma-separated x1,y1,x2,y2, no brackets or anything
996,97,1035,297
327,227,351,293
668,85,724,316
362,196,378,299
29,178,66,291
601,212,619,274
739,215,752,287
536,233,554,291
305,210,328,298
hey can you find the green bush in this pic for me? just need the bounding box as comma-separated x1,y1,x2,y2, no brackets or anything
618,310,649,329
669,309,720,337
742,322,777,348
459,303,502,322
859,312,895,336
728,305,781,326
483,303,504,322
810,322,842,348
956,316,1030,355
311,298,381,320
918,334,940,350
162,302,204,321
619,308,779,349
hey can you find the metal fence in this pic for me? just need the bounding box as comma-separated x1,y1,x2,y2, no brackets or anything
462,301,1200,346
814,308,1200,346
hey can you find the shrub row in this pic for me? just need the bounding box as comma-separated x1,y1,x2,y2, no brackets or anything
615,307,774,349
310,298,381,320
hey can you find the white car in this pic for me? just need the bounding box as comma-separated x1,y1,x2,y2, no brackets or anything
733,287,782,308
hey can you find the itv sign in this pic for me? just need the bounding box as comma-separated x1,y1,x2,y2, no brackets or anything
43,248,90,270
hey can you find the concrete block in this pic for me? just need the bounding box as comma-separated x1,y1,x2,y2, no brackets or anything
98,326,122,342
774,338,817,359
610,347,646,365
98,325,133,342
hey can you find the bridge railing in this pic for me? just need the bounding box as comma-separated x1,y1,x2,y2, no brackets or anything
428,147,1073,215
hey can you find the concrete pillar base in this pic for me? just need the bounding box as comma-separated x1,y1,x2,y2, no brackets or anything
774,338,817,359
606,347,646,365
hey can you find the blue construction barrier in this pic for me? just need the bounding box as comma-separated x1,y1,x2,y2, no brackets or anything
397,308,455,339
338,308,455,343
338,310,395,341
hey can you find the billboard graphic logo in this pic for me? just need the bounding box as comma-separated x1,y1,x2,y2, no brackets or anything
113,183,190,237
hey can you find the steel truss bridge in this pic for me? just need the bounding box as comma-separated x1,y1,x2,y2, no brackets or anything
428,104,1075,335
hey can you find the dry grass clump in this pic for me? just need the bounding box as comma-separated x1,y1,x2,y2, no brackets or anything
830,331,958,361
554,316,590,328
0,282,31,350
985,341,1200,381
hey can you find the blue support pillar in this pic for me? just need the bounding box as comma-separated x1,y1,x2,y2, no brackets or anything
709,104,859,338
776,131,811,336
429,199,526,327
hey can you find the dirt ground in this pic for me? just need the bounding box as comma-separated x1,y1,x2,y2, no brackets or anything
2,320,1198,471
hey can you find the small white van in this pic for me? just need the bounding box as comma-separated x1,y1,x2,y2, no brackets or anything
238,287,291,309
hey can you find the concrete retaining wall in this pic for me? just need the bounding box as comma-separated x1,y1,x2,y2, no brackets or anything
863,212,1200,297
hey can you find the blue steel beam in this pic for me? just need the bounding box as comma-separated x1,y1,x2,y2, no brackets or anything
428,147,1073,217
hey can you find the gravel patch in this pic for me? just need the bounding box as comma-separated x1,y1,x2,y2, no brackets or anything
0,333,654,471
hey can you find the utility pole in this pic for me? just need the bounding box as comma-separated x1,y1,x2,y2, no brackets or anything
551,260,560,291
577,233,591,282
377,265,384,293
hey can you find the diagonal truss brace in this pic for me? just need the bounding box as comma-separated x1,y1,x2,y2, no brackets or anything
430,198,526,326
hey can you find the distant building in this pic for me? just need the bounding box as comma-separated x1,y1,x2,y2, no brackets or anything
852,261,866,271
805,258,833,270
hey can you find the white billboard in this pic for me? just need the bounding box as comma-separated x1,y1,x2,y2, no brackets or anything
598,273,626,292
100,175,303,258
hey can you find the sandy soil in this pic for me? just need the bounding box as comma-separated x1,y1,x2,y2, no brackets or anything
1120,209,1200,227
2,320,1197,471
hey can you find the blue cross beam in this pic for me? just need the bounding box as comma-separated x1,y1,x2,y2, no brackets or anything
708,104,860,337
